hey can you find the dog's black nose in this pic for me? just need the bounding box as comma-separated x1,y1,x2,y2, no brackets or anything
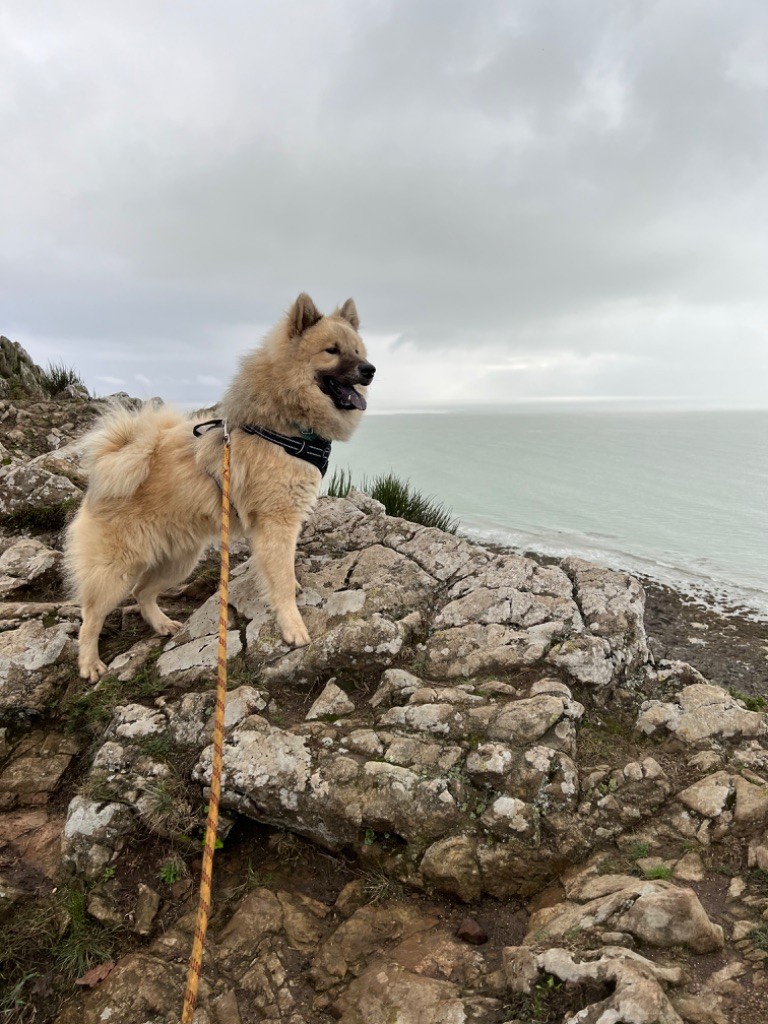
358,361,376,383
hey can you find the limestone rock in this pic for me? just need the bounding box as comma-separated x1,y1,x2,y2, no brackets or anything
133,882,161,935
0,807,65,879
107,637,163,681
420,836,482,901
29,437,89,487
370,668,422,709
527,877,724,953
306,680,355,720
201,497,655,691
61,795,136,878
534,946,687,1024
674,851,705,882
156,626,242,680
331,962,468,1023
748,834,768,871
0,871,27,920
0,337,46,398
561,556,651,674
0,599,80,629
0,619,77,719
0,731,79,807
53,952,186,1024
311,902,438,991
674,769,768,835
0,461,80,518
183,670,590,895
677,772,734,818
0,538,62,598
637,681,768,747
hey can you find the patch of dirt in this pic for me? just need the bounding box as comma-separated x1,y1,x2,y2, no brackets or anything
642,578,768,700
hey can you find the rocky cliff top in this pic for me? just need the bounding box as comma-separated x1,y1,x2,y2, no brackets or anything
1,361,767,1024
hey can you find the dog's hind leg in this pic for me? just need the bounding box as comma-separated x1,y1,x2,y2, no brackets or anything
132,550,202,636
77,567,133,683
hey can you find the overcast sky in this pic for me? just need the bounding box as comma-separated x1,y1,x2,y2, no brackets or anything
2,0,767,410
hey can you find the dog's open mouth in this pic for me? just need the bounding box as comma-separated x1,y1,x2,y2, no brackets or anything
320,375,367,411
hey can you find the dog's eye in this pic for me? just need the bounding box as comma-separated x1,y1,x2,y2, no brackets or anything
325,346,340,355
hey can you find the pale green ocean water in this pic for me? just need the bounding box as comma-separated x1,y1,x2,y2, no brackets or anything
333,408,768,619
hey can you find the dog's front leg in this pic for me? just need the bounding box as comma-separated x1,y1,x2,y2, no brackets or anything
250,518,310,648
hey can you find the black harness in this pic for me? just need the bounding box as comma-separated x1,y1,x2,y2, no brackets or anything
193,419,332,477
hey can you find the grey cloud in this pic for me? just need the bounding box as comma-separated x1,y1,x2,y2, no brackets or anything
1,0,766,406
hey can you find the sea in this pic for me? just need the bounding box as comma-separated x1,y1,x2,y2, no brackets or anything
334,407,768,621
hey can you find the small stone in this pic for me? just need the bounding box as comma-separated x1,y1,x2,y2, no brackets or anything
502,946,539,994
675,851,705,882
170,878,192,901
732,920,755,941
636,856,670,875
87,890,123,927
134,882,161,935
598,930,635,946
210,990,242,1024
456,917,488,945
748,835,768,872
672,994,727,1024
306,680,355,721
0,873,27,920
334,880,367,918
677,772,733,818
688,750,723,773
729,872,749,897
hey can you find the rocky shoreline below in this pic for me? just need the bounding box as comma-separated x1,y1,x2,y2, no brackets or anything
642,579,768,703
507,545,768,706
2,340,768,1024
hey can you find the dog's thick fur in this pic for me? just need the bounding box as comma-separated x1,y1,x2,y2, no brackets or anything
65,294,374,682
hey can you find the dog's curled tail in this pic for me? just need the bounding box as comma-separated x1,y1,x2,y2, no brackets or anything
81,401,185,502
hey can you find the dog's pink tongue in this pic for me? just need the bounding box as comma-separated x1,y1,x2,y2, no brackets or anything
349,388,366,411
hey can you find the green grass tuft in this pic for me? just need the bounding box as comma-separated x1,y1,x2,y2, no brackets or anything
325,467,353,498
728,686,768,712
363,473,458,532
629,841,651,860
325,468,458,533
642,864,674,881
0,882,118,1020
39,361,88,397
158,854,189,886
53,885,114,979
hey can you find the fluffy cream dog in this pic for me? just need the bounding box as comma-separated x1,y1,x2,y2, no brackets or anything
65,294,374,682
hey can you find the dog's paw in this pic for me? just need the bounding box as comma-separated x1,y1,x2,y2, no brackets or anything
79,658,107,683
154,616,183,637
280,620,311,648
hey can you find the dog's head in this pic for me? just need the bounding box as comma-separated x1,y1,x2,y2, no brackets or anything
283,293,375,440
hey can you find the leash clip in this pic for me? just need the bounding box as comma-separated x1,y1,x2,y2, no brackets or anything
222,419,230,446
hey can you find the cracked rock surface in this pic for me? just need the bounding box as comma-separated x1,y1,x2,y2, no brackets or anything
157,494,650,692
34,497,766,1023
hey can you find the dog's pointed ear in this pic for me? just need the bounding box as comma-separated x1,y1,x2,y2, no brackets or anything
288,293,322,336
335,298,360,331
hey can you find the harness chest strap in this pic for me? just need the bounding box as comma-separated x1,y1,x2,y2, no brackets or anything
193,419,332,477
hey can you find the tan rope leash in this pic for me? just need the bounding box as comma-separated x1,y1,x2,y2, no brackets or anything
181,424,231,1023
